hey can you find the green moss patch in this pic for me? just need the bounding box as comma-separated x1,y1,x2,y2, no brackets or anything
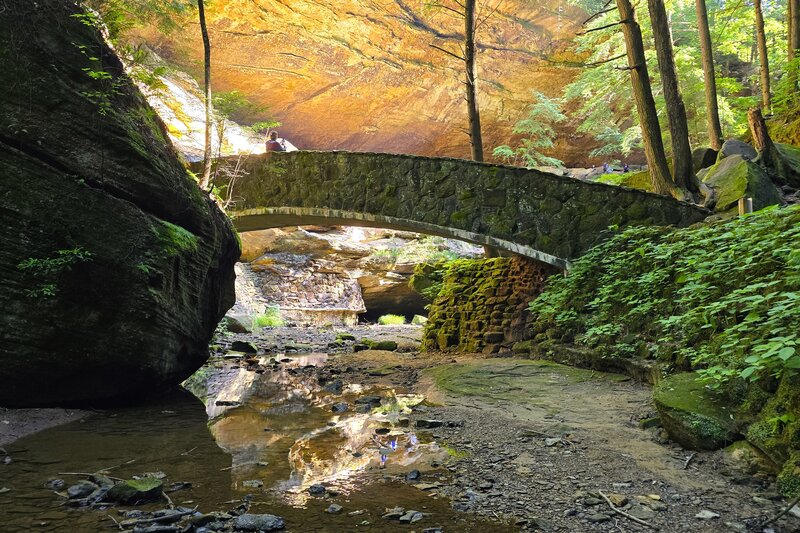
653,373,739,450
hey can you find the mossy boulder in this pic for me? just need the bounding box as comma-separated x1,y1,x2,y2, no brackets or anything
702,155,782,211
777,452,800,497
774,143,800,188
0,1,239,406
653,373,739,450
595,171,653,192
722,441,779,475
105,477,164,504
745,374,800,472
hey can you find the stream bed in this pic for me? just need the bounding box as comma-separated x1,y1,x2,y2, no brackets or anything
0,352,514,532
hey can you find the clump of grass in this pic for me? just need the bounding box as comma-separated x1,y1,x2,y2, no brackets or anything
252,306,284,329
378,314,406,325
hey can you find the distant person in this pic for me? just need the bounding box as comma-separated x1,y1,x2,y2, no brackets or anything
602,162,610,173
623,163,629,173
266,131,285,152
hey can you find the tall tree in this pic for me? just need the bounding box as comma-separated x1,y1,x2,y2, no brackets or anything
754,0,771,113
646,0,694,193
429,0,501,162
695,0,723,149
791,0,800,61
198,0,213,191
615,0,678,197
464,0,483,161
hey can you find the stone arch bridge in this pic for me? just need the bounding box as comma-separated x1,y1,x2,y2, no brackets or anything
214,151,708,269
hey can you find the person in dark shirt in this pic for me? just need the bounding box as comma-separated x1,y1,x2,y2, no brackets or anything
266,131,285,152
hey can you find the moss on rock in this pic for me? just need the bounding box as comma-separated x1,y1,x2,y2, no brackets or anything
702,155,781,211
653,373,739,450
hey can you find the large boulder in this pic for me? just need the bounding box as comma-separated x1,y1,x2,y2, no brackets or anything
691,147,718,172
774,143,800,188
0,1,239,406
701,155,782,211
718,139,758,162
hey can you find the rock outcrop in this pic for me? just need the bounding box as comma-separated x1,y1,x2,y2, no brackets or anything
0,1,239,406
128,0,596,165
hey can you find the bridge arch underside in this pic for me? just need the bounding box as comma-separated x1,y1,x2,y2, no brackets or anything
232,206,569,269
214,151,709,269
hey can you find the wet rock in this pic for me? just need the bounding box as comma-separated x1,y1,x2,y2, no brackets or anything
587,513,610,523
105,477,164,505
353,343,370,352
382,507,406,519
67,481,98,499
242,480,263,488
308,484,326,496
406,469,421,481
234,513,285,531
695,509,720,519
422,528,444,533
331,402,349,413
412,315,428,325
415,419,443,429
324,379,344,394
89,474,115,488
224,315,252,334
399,510,423,523
326,504,343,514
336,333,356,341
355,395,383,407
230,341,258,354
46,478,65,490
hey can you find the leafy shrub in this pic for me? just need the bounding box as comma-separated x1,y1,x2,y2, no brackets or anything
252,306,284,329
529,205,800,387
378,314,406,325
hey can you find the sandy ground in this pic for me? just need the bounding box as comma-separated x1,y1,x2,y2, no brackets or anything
0,407,89,447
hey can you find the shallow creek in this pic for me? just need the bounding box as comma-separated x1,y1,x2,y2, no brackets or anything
0,353,514,532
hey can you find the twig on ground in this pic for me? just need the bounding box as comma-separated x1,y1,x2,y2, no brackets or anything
162,490,175,510
119,507,196,527
762,492,800,527
598,490,659,530
180,447,198,456
108,514,124,531
682,452,696,470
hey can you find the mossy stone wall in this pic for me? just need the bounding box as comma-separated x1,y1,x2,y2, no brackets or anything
420,258,559,353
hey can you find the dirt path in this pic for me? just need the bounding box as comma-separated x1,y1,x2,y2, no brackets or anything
268,326,797,533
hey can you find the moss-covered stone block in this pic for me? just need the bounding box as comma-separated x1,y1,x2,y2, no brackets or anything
778,452,800,497
702,155,781,211
653,373,739,450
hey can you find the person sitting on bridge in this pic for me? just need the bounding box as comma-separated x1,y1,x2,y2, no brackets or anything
266,131,285,152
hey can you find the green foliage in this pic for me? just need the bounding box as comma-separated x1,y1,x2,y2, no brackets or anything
252,306,284,329
378,314,406,325
529,205,800,387
17,247,93,298
494,91,566,168
561,0,790,158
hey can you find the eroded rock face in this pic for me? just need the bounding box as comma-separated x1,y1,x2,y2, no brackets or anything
130,0,595,165
0,1,239,406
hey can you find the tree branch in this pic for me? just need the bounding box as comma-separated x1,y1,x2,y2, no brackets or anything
582,5,617,26
578,20,623,35
430,43,465,61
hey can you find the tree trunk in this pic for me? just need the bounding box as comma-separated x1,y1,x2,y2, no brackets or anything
749,107,791,184
647,0,695,193
791,0,800,61
198,0,213,191
695,0,723,150
616,0,677,197
754,0,771,113
465,0,484,162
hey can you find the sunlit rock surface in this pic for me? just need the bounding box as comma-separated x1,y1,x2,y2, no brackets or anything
130,0,594,164
234,227,481,325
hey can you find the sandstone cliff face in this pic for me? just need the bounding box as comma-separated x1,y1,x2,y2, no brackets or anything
0,1,239,406
133,0,592,164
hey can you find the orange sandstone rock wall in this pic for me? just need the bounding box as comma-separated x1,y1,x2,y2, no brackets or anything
132,0,597,165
